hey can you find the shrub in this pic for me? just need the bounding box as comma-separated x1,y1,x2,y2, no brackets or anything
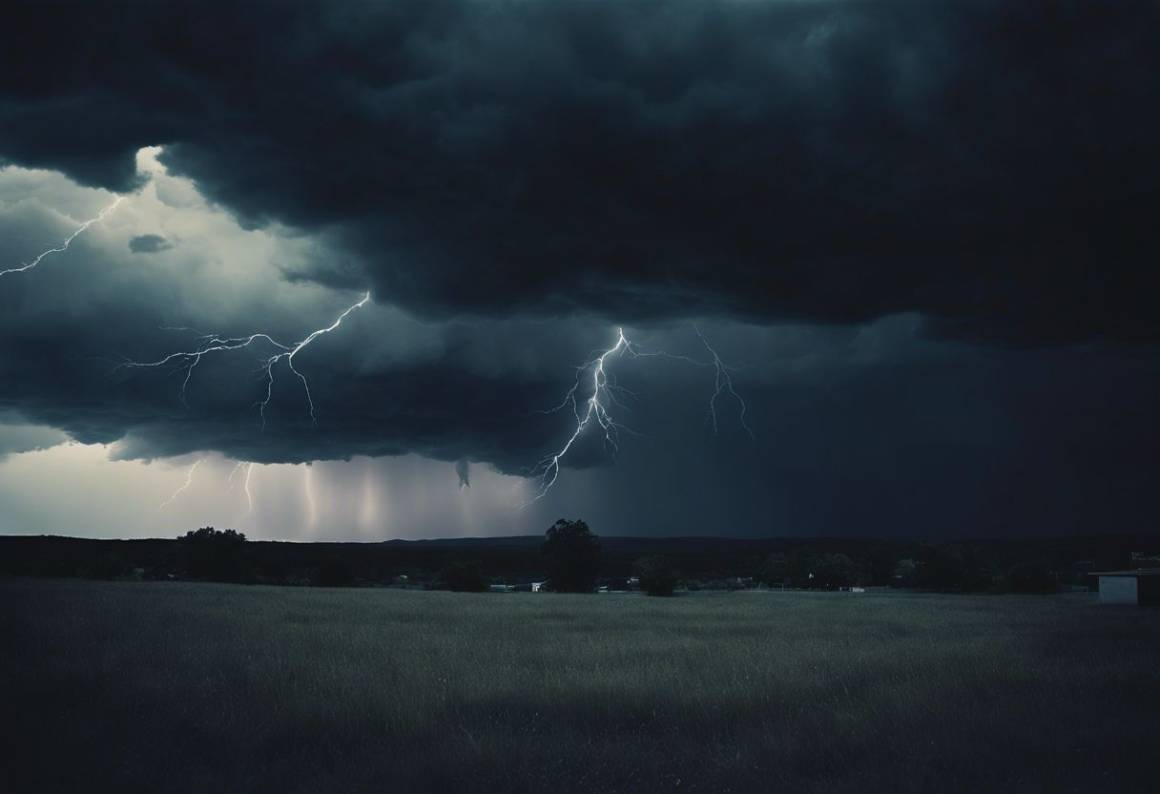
634,556,680,597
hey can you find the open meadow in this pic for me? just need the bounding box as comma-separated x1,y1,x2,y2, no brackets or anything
1,577,1157,793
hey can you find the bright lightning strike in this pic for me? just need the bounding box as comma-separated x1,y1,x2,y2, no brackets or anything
529,326,753,502
530,329,633,501
118,292,371,427
160,458,203,510
242,463,255,514
0,196,124,278
256,292,371,427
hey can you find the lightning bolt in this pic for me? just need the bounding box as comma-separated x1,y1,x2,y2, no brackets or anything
1,196,124,277
160,458,203,510
694,325,755,439
227,461,256,514
528,326,752,501
243,462,255,514
530,328,633,500
118,292,371,427
256,292,371,427
227,461,245,488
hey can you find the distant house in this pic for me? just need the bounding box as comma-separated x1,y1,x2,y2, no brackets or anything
1093,569,1160,605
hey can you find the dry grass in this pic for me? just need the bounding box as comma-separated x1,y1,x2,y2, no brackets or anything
1,578,1157,793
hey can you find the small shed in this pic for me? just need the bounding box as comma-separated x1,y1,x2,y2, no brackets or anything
1093,569,1160,605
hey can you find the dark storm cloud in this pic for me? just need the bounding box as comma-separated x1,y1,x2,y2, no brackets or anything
0,313,559,474
1,219,1157,537
0,211,624,476
128,234,172,254
581,342,1160,539
2,1,1158,343
2,1,1158,539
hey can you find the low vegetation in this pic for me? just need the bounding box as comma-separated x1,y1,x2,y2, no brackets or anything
2,578,1157,792
3,529,1151,593
634,554,680,596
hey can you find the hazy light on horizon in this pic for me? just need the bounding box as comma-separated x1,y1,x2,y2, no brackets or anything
0,436,545,541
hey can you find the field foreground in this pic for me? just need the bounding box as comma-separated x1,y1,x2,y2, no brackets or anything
1,579,1157,793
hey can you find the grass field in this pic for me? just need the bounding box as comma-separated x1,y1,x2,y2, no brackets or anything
1,578,1157,793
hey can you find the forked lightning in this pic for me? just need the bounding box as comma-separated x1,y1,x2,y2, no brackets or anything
119,292,371,427
530,326,752,501
160,458,203,510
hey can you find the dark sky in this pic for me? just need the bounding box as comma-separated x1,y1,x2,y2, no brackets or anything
0,1,1157,540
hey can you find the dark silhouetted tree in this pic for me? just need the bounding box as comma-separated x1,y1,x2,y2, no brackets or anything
440,560,487,592
542,519,601,593
892,558,920,588
180,526,247,544
635,555,680,597
812,553,857,588
787,551,857,588
178,526,251,582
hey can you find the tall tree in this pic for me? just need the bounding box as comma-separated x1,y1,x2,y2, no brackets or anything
542,519,601,593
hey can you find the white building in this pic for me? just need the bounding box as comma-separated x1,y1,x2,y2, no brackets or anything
1093,569,1160,606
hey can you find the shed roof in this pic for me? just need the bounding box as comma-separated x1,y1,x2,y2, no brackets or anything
1092,569,1160,577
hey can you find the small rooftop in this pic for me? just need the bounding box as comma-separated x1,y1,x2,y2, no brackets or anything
1091,569,1160,577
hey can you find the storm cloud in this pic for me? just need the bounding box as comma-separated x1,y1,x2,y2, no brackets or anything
2,0,1157,342
0,2,1157,539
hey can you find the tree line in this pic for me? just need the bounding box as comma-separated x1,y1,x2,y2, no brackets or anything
1,523,1147,594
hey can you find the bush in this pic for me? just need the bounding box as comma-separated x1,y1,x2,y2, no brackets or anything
635,556,680,597
788,551,857,589
893,558,920,588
